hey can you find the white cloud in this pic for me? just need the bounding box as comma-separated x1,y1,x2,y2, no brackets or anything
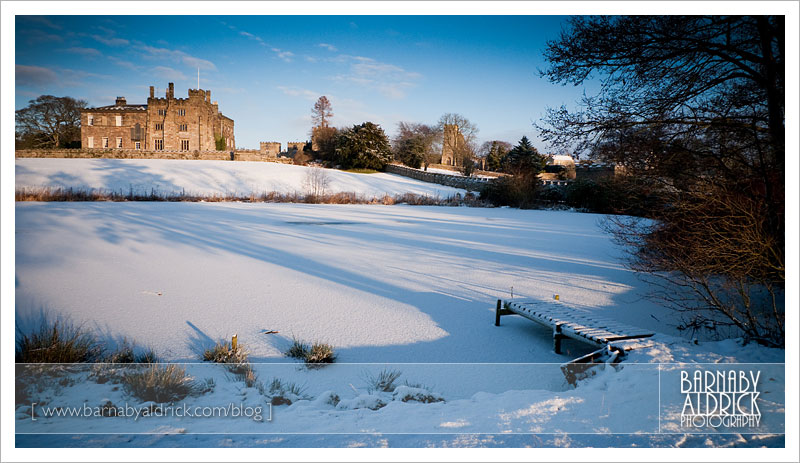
277,86,319,101
23,17,62,30
16,64,58,86
240,30,266,46
109,56,138,71
18,29,63,44
182,55,217,71
16,65,111,87
276,87,383,128
91,34,130,47
330,55,422,99
62,47,102,57
318,43,337,52
153,66,187,81
271,48,294,62
138,45,217,71
223,22,266,47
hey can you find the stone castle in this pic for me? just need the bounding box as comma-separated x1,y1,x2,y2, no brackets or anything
80,82,235,152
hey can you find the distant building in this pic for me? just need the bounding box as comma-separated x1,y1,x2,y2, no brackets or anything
80,82,234,152
574,160,624,181
542,154,577,180
550,154,576,167
285,141,309,156
260,141,281,158
440,124,467,167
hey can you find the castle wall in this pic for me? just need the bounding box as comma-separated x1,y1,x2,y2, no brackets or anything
81,111,148,150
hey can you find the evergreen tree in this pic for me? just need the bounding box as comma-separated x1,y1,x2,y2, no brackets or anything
335,122,392,170
395,135,426,169
505,136,546,173
485,141,511,171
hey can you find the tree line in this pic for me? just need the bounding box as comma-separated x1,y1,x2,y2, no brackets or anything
308,96,549,182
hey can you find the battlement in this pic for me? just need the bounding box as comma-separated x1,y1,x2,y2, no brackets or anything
188,88,212,103
286,141,308,152
260,141,281,157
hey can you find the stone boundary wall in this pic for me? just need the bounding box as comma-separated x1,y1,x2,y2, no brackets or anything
385,164,494,191
426,163,504,178
15,149,291,163
387,164,583,193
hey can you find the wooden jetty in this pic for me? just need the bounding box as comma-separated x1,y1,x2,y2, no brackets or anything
494,299,656,385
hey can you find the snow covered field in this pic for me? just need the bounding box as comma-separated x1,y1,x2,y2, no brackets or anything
15,158,466,198
14,201,784,447
12,158,785,448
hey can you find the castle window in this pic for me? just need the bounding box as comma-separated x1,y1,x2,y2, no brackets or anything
87,115,94,126
154,139,164,150
102,137,109,148
157,109,166,116
179,123,188,132
116,137,122,148
87,136,94,148
131,123,143,141
178,109,186,116
155,123,164,131
180,139,189,151
135,141,141,150
115,115,122,126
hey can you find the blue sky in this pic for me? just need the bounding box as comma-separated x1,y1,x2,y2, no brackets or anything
15,15,594,152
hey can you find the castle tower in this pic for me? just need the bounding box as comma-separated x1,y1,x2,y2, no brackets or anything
441,124,466,167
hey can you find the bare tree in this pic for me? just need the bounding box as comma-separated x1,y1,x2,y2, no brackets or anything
608,183,784,346
304,166,331,198
459,140,479,177
436,113,478,169
15,95,87,148
312,126,338,162
540,16,784,346
312,96,333,127
436,113,478,142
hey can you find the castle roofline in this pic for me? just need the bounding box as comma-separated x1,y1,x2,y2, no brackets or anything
84,104,148,112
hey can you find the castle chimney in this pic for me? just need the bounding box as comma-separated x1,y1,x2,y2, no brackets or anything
115,96,127,106
167,82,174,98
206,90,211,103
149,86,154,98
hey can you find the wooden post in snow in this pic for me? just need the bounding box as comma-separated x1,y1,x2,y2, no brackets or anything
553,324,565,354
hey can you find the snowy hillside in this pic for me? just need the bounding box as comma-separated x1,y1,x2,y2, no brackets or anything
15,158,466,198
